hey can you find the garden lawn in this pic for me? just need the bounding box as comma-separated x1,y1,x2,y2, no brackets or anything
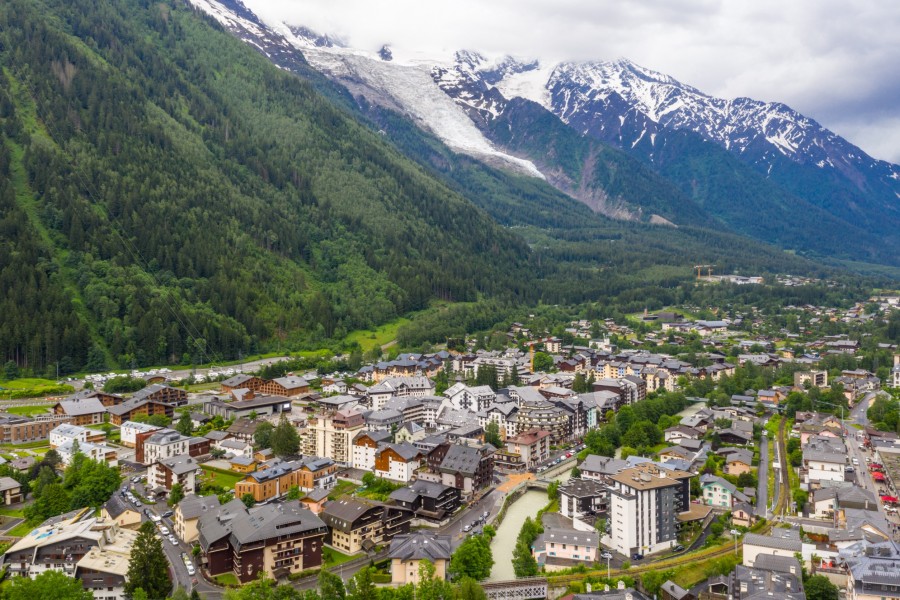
200,466,245,489
214,573,240,587
323,546,357,567
327,479,358,501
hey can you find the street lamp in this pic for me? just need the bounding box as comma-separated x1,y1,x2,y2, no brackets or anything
601,552,612,580
730,529,739,555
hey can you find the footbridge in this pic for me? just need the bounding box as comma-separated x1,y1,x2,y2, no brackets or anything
482,577,548,600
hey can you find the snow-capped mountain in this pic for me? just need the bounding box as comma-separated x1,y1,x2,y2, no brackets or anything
186,0,900,264
187,0,543,178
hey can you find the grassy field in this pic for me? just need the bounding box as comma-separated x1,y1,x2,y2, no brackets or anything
0,508,24,518
343,317,411,352
200,466,245,490
3,405,52,417
0,378,74,399
0,440,50,450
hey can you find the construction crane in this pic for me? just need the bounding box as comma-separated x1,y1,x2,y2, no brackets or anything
694,264,715,280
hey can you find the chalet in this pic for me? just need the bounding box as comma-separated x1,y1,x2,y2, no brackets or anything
421,442,494,499
351,430,393,471
226,418,260,442
131,384,187,407
198,499,326,583
724,449,754,476
731,502,756,528
101,494,141,530
701,475,749,508
389,531,452,585
258,376,310,397
388,480,460,523
299,487,330,515
53,398,106,426
579,455,628,483
0,476,23,505
100,494,141,530
374,443,424,483
664,425,701,443
107,398,172,426
321,498,413,554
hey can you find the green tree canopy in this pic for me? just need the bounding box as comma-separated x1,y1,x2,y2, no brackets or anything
804,575,839,600
254,421,275,449
125,521,170,600
270,416,300,457
3,568,93,600
449,534,493,581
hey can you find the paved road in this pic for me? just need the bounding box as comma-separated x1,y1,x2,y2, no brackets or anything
756,432,768,517
851,394,871,427
120,473,221,598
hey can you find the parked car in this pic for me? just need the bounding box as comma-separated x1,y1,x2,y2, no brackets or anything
600,552,612,560
161,510,174,518
463,525,471,532
159,526,170,536
482,511,489,519
845,466,855,472
673,545,685,552
631,553,644,561
168,535,178,545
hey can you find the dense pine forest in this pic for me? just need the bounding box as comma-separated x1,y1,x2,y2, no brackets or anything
0,0,887,374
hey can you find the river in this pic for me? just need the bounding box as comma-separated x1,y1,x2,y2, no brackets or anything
488,489,549,581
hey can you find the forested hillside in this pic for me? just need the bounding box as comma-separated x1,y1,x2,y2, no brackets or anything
0,0,536,372
0,0,869,375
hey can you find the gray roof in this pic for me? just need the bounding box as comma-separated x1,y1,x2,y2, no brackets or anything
580,455,627,476
743,532,802,552
388,531,452,562
272,376,309,389
753,553,802,575
390,479,453,503
55,398,106,416
102,494,136,519
559,478,606,499
660,581,690,600
198,498,247,549
230,501,325,548
438,444,486,477
178,494,221,519
303,488,330,502
321,498,385,530
378,443,422,462
221,374,254,387
203,430,230,441
157,454,201,475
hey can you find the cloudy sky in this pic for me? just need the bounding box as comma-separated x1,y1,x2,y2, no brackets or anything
244,0,900,163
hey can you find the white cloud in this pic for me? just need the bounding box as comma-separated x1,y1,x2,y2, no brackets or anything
244,0,900,163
